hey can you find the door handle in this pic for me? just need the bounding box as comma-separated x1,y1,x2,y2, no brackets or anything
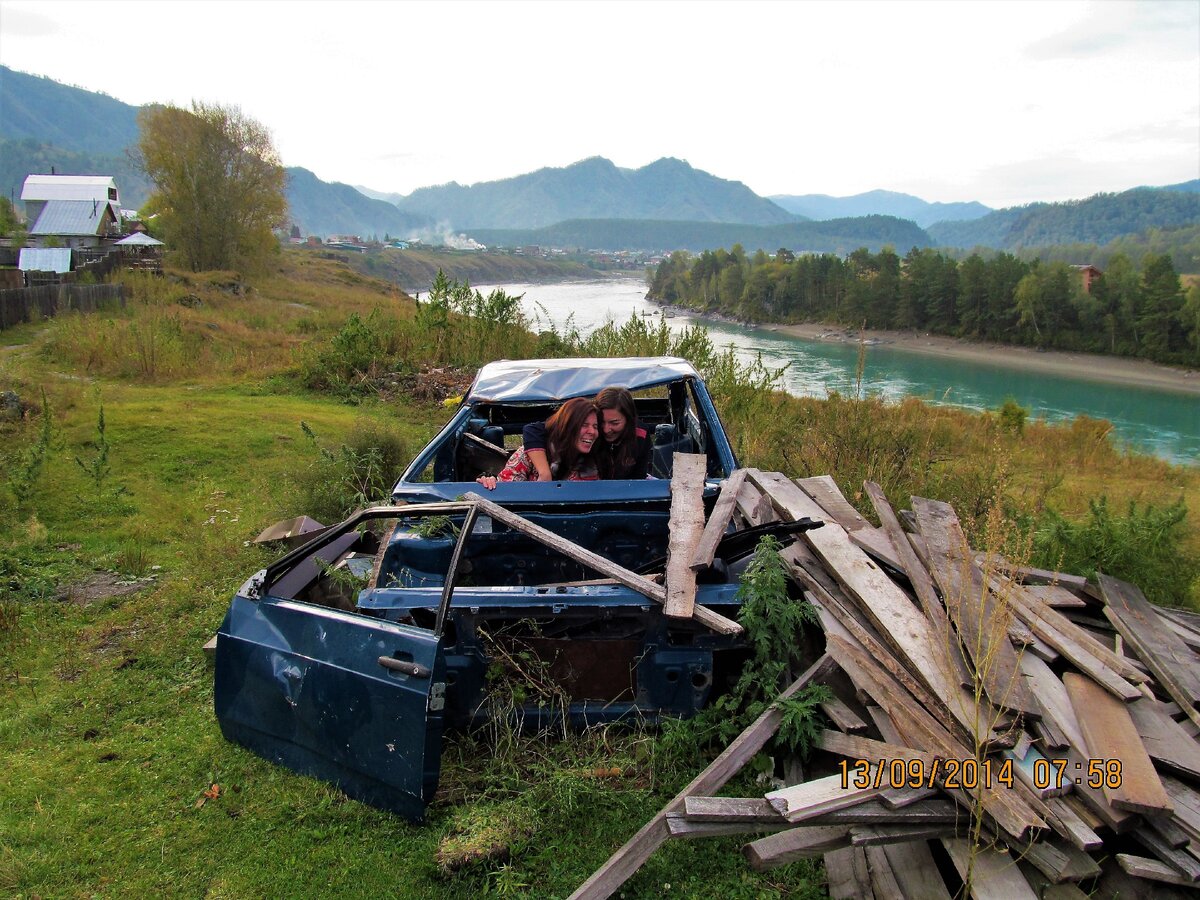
378,656,431,678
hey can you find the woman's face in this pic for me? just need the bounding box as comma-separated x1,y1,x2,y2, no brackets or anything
600,408,627,443
575,412,599,454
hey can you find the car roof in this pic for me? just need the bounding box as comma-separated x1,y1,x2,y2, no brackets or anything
466,357,700,403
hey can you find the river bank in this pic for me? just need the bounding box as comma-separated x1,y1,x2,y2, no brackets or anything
766,323,1200,396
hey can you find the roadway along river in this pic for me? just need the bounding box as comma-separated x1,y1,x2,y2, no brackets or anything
474,278,1199,465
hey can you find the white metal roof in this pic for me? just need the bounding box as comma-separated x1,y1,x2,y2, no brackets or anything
18,248,73,273
467,357,699,403
21,174,119,201
29,200,113,236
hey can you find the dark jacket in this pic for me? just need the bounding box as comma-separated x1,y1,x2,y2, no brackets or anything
522,419,652,479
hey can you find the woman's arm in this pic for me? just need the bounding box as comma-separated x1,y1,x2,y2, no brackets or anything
521,421,554,481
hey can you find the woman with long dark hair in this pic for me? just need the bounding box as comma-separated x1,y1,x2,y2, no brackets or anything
476,397,600,489
522,387,652,480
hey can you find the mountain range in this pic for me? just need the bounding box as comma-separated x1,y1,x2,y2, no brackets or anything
2,64,1197,256
769,190,991,228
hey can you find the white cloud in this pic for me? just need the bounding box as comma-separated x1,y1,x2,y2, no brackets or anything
0,0,1195,208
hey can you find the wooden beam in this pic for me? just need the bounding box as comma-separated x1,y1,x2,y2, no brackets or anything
568,654,836,900
690,468,747,571
464,492,742,636
663,453,707,620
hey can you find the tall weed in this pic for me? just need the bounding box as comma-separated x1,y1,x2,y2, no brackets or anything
291,419,411,522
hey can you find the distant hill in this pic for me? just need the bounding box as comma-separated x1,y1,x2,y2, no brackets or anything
0,66,140,156
1151,179,1200,194
466,215,931,254
0,65,430,239
927,187,1200,250
391,156,799,230
769,189,991,228
284,167,432,239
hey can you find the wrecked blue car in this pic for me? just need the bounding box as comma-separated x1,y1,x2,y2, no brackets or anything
214,357,761,821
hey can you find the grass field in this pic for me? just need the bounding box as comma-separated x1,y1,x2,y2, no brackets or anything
1,250,1196,898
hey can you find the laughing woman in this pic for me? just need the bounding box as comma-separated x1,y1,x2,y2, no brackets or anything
476,397,600,489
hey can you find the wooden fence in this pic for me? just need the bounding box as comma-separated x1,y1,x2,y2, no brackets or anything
0,283,126,331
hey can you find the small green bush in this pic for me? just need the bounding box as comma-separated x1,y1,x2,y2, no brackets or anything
1033,496,1200,608
998,398,1028,434
291,419,411,522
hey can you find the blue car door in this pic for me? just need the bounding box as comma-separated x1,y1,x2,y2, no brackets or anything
215,594,445,822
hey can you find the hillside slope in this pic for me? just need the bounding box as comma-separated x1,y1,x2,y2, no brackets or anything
395,156,799,229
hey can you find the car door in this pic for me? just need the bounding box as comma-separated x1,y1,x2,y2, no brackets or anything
214,503,477,822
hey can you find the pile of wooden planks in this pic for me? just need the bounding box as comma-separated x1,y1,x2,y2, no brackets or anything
572,463,1200,899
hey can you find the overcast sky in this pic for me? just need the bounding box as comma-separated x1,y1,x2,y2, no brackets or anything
2,0,1197,208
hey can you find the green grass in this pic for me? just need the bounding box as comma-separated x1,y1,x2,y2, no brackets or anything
0,258,828,898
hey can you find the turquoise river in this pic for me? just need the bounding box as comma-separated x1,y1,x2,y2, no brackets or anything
474,278,1199,465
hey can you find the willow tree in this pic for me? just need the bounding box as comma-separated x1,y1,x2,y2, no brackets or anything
138,102,287,272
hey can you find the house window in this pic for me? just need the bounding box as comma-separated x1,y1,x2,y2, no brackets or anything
108,188,117,200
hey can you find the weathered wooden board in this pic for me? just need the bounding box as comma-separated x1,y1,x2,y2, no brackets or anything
734,480,778,527
830,632,1047,841
1024,583,1089,609
1001,574,1147,689
689,468,747,571
1116,854,1198,887
1100,573,1200,728
796,475,871,531
851,824,957,846
863,481,974,689
1063,673,1172,817
744,825,852,870
1021,837,1101,883
663,452,708,620
1017,653,1081,750
766,772,890,823
942,839,1039,899
882,840,953,900
750,470,997,744
663,814,789,839
824,846,874,900
819,695,870,733
862,844,906,900
683,795,960,825
912,496,1040,718
567,654,835,899
1127,698,1200,779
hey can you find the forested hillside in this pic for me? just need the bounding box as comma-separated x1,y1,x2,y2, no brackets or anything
650,245,1200,365
468,214,931,254
928,187,1200,250
394,156,798,229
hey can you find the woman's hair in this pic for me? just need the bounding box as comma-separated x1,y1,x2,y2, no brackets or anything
595,386,637,476
544,397,598,477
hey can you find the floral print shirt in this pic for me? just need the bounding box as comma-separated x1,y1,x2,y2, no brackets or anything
496,446,598,482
